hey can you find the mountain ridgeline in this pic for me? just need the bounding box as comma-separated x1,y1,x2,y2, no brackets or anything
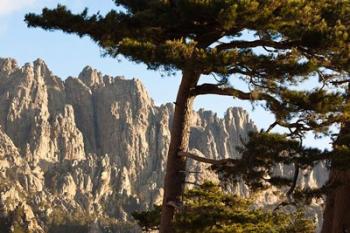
0,58,263,232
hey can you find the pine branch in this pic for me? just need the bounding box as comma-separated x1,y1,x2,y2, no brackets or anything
266,121,278,133
215,39,299,51
190,84,250,98
330,79,350,85
190,83,282,107
178,151,237,167
286,163,300,200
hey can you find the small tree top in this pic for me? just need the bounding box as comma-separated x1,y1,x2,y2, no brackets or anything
132,182,316,233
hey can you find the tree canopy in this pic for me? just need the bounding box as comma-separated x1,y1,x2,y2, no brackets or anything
25,0,350,133
25,1,350,232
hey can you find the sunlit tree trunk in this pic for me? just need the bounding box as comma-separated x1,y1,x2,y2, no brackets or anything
160,69,199,233
321,121,350,233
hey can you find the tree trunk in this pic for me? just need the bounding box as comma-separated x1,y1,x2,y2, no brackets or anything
321,170,350,233
159,70,199,233
321,122,350,233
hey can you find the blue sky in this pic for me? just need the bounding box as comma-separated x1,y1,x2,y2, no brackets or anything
0,0,333,149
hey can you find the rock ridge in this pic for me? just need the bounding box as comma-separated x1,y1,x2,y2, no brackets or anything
0,58,325,232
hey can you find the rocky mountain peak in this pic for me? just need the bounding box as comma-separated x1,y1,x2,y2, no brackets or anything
33,58,51,78
78,65,105,89
0,58,18,74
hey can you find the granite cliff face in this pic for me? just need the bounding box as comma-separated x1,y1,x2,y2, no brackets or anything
0,58,261,232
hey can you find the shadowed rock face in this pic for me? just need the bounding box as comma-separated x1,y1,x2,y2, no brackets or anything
0,58,327,232
0,58,257,232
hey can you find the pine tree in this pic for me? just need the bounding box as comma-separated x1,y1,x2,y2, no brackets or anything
25,1,350,232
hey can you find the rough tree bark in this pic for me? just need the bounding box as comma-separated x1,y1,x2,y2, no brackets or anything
321,121,350,233
159,69,200,233
321,170,350,233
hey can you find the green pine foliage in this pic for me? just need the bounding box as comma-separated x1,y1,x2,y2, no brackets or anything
133,182,315,233
211,132,325,190
25,1,350,81
24,0,350,143
131,205,161,232
210,128,350,202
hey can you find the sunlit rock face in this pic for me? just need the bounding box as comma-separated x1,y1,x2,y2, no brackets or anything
0,58,326,232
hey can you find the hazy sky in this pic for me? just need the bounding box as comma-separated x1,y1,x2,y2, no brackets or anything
0,0,332,149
